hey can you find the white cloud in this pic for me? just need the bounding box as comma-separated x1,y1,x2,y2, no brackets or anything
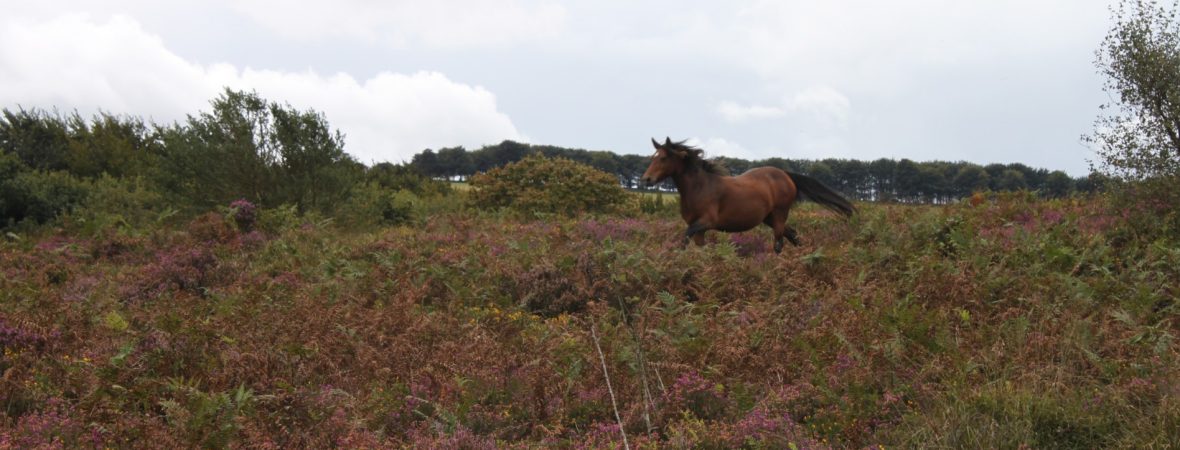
228,0,567,48
687,137,759,160
0,14,522,163
717,101,785,122
719,85,850,126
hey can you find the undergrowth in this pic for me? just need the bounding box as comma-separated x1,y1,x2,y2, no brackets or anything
1,192,1177,448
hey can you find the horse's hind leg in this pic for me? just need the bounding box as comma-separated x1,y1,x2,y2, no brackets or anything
765,214,787,253
766,211,801,254
785,226,800,246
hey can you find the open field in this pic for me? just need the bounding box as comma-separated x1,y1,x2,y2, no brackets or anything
2,193,1178,448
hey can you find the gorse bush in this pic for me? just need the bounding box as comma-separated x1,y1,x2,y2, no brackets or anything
468,154,629,216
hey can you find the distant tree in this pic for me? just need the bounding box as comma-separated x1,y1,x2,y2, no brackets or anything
827,159,870,200
714,156,751,176
1076,171,1111,193
867,158,897,201
1002,163,1045,190
758,157,797,172
411,149,441,177
806,161,837,188
952,165,991,194
436,146,474,180
588,151,624,183
475,140,531,172
1042,170,1075,198
894,159,923,202
995,169,1029,191
367,162,452,197
620,154,649,188
916,164,949,203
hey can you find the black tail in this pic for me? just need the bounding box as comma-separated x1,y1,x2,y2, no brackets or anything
787,172,855,218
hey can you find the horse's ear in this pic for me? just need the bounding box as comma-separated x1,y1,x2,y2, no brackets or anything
664,137,673,146
651,137,661,149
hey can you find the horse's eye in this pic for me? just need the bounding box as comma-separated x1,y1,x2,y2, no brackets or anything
659,156,667,161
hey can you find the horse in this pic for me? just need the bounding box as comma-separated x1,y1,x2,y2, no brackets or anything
640,137,855,253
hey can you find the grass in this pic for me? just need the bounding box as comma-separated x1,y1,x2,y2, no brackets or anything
1,192,1177,448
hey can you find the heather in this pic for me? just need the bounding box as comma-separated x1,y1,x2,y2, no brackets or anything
2,191,1178,448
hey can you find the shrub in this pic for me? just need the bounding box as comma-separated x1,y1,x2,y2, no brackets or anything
60,175,166,236
336,182,418,228
229,199,258,231
467,154,628,217
0,170,89,228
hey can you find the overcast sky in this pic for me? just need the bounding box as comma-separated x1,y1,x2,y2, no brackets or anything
2,1,1115,175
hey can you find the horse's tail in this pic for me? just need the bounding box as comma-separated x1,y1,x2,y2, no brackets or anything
786,172,855,218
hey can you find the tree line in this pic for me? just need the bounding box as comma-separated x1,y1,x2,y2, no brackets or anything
1,89,445,229
411,141,1103,203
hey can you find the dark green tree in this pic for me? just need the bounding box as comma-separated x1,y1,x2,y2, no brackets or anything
995,169,1029,191
867,158,897,201
952,164,991,194
65,112,161,180
436,146,473,180
0,108,70,171
1042,170,1075,198
270,104,360,212
158,89,359,213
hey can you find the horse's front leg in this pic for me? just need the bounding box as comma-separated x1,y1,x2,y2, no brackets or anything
683,222,709,248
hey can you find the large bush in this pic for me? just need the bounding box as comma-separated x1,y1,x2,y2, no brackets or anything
468,154,628,216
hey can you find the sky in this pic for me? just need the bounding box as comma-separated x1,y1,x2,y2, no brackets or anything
1,1,1117,175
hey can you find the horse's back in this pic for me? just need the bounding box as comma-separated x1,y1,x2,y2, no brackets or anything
737,167,796,201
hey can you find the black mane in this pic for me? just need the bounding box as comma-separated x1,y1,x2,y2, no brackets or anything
665,140,730,176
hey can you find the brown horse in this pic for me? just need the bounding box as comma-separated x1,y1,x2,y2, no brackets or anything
641,138,854,253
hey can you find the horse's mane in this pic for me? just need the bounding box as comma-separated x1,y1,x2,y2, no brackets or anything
665,140,730,176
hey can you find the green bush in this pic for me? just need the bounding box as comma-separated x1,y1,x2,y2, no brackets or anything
59,175,167,236
0,169,89,228
467,154,628,217
337,182,419,228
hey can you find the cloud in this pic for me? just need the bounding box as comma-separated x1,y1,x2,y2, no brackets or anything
228,0,567,48
717,102,785,122
0,14,522,163
789,86,851,127
719,86,850,126
687,137,759,160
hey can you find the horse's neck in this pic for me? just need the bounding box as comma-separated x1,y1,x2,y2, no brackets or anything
672,169,721,203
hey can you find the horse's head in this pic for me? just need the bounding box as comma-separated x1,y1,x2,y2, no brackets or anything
641,137,690,186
